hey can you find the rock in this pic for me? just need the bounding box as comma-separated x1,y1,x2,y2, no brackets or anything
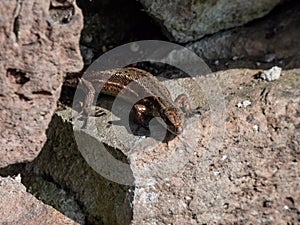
21,112,133,225
24,176,86,224
0,176,79,225
259,66,282,81
131,69,300,224
236,100,252,108
138,0,283,43
18,68,300,224
0,0,84,168
186,1,300,62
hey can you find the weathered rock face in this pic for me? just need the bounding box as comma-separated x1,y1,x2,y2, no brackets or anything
20,68,299,224
0,0,299,224
130,69,300,224
0,176,79,225
131,69,300,224
187,1,300,66
22,113,133,225
138,0,283,43
0,0,83,168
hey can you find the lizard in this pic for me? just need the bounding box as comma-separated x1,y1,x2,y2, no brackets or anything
77,67,189,135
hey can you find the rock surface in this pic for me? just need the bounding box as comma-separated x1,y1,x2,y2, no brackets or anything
18,68,300,224
0,176,79,225
0,0,299,224
21,113,132,225
0,0,83,168
129,69,300,224
131,69,300,224
187,1,300,68
138,0,283,43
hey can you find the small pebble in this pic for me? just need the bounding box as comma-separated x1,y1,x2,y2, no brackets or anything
260,66,282,81
237,100,251,108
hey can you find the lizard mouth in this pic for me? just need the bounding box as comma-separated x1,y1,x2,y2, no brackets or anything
165,121,183,135
160,108,184,136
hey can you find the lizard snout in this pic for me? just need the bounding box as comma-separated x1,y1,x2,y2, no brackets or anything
163,107,184,135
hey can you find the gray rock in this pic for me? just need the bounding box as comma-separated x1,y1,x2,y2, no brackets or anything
139,0,282,43
23,69,300,224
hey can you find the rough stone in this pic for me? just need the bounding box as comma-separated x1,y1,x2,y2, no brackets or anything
1,0,299,224
0,0,84,168
0,176,79,225
187,1,300,65
138,0,283,43
22,113,133,225
131,69,300,224
14,68,300,224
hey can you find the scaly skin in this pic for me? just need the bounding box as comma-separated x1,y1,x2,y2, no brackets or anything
79,67,185,135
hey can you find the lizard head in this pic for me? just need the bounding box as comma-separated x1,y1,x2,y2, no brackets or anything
162,107,184,135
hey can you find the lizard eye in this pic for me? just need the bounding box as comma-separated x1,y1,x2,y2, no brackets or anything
176,126,183,134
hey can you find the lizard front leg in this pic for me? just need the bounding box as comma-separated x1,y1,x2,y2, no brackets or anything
132,102,160,129
174,94,191,113
174,93,200,117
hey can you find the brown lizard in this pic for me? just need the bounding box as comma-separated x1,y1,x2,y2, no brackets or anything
78,67,189,135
